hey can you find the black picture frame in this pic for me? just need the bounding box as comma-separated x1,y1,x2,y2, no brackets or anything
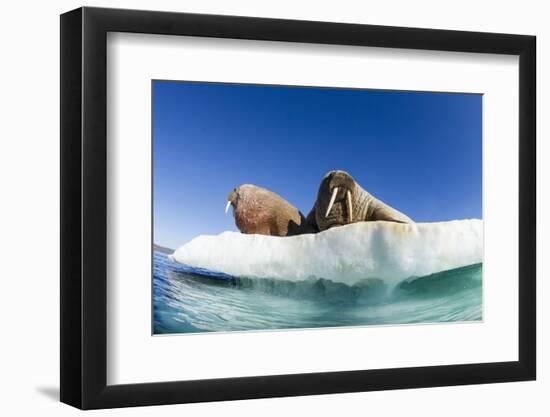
60,6,536,410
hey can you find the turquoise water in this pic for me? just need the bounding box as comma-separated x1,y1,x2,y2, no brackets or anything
153,251,482,334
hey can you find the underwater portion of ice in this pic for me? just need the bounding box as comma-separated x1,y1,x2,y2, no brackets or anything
170,220,483,287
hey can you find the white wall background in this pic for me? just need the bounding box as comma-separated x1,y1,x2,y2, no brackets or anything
0,0,545,415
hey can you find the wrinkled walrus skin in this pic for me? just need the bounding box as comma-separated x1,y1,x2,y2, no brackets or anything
227,184,318,237
306,170,413,232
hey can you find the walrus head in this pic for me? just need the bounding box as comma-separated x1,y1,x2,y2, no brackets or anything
314,170,357,230
224,184,316,236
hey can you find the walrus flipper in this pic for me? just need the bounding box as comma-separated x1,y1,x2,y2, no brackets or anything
372,203,413,224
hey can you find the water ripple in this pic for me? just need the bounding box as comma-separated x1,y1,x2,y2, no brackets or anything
153,252,482,334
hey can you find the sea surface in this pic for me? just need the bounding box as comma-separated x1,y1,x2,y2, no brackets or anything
153,251,482,334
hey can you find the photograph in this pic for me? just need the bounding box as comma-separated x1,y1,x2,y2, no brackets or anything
53,2,539,412
152,80,483,334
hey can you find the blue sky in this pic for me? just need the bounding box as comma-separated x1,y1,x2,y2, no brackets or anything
153,81,482,249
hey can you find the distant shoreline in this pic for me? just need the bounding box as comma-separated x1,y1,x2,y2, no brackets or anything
153,243,174,254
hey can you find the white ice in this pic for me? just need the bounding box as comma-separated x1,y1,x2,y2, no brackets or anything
170,219,483,286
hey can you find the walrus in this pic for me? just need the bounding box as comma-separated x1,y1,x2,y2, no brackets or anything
226,184,318,236
306,170,413,231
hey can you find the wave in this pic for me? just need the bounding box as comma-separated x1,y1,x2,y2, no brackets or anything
170,219,483,287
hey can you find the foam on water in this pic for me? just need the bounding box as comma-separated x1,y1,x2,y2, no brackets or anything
170,219,482,287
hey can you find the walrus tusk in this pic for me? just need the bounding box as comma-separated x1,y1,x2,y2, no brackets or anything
225,200,232,214
325,187,339,217
347,190,353,222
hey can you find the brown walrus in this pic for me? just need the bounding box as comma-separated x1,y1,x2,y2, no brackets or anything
306,170,413,231
226,184,318,236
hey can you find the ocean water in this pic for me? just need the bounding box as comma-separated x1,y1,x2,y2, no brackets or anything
153,251,482,334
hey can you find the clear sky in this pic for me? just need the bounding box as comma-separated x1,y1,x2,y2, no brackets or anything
153,81,482,249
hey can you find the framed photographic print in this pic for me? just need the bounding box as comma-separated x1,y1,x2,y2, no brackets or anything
60,6,536,409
